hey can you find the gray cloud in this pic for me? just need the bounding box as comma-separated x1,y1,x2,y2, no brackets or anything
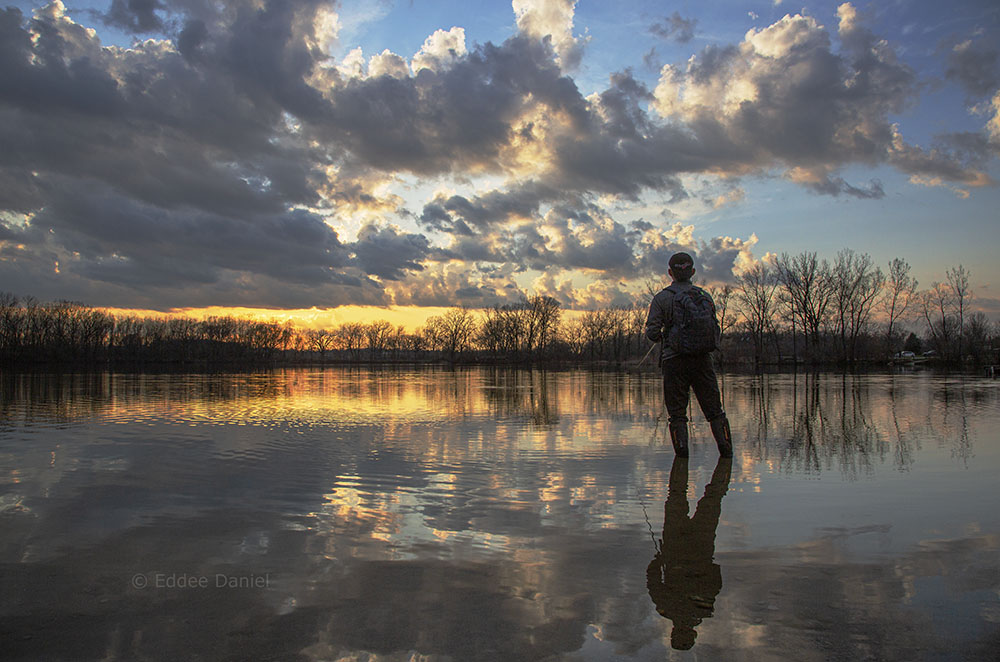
0,176,393,309
945,39,999,98
318,35,589,176
351,223,431,281
419,182,556,235
642,46,659,71
101,0,167,34
649,12,696,44
802,175,885,199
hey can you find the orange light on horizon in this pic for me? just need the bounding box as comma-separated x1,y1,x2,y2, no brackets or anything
97,304,464,332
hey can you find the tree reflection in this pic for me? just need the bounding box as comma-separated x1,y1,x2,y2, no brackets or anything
646,455,732,649
726,371,980,477
481,368,558,425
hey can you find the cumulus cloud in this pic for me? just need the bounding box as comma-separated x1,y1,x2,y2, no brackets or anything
411,27,467,74
368,49,409,79
645,5,990,194
382,262,523,308
317,34,586,177
531,272,637,309
419,183,555,235
635,223,758,284
512,0,584,70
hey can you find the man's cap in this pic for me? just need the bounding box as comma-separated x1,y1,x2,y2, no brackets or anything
668,252,694,269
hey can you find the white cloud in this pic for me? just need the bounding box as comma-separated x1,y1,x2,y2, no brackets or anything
745,13,827,59
337,46,366,78
512,0,584,69
369,49,410,79
411,27,468,74
988,91,1000,143
309,4,341,55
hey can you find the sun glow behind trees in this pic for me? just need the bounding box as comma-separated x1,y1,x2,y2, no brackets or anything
2,249,996,366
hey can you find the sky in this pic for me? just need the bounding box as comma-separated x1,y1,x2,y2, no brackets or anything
1,0,998,327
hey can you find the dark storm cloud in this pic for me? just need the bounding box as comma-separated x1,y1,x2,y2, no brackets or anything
0,4,323,215
0,7,123,117
550,70,697,199
419,182,556,234
101,0,167,33
0,165,45,212
15,179,351,285
320,35,588,175
649,12,696,44
219,0,332,122
351,223,431,281
0,1,360,307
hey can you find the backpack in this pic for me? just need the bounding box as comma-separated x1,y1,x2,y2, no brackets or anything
666,285,720,356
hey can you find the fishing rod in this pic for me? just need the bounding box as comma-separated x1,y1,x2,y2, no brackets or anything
637,340,659,368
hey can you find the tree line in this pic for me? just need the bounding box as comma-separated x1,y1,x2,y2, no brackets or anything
1,249,996,367
724,250,996,366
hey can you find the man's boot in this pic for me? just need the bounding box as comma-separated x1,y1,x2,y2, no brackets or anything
669,422,689,457
710,415,733,458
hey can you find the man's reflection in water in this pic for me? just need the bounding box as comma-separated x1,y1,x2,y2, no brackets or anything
646,455,732,650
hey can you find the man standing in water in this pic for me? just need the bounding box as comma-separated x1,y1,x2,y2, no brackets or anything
645,252,733,457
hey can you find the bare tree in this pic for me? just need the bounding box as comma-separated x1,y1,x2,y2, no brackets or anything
831,249,883,362
735,262,778,365
526,295,562,357
363,320,393,361
335,322,365,360
306,329,336,359
946,265,971,359
559,317,589,357
643,276,666,298
425,308,478,361
774,252,833,357
882,258,918,353
479,304,525,356
965,312,994,364
920,283,954,358
705,283,735,342
388,324,408,360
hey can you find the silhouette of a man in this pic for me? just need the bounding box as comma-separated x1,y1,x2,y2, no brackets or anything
646,455,732,650
645,251,732,457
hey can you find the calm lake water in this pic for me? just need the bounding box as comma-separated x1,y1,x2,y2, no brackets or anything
1,368,998,661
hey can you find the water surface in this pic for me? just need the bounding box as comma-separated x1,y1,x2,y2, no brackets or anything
1,368,997,660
